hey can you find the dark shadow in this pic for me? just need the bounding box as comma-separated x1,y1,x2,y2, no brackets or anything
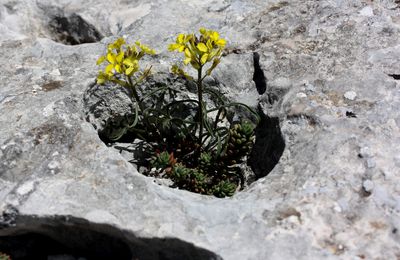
252,52,267,95
0,215,222,260
388,74,400,80
49,13,103,45
248,111,285,178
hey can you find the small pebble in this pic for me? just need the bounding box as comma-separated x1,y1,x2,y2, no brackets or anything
359,146,373,158
127,183,134,190
50,69,61,76
359,6,373,17
296,92,307,98
334,204,342,213
344,91,357,100
363,180,374,192
366,158,376,168
305,83,315,92
48,160,60,170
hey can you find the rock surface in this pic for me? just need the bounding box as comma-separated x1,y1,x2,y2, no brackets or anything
1,0,400,259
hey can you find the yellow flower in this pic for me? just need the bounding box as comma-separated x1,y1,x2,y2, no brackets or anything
168,28,226,75
96,37,155,84
135,41,156,55
108,37,125,50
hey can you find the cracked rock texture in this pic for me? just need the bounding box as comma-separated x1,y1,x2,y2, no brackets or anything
1,0,400,259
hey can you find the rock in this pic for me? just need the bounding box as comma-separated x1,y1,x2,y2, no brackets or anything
0,0,400,259
359,6,374,17
363,180,374,193
344,91,357,101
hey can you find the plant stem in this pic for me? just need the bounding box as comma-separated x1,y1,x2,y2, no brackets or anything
127,76,144,112
197,66,204,157
126,75,159,141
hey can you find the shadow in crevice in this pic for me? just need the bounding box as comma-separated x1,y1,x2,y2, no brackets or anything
0,215,222,260
248,111,285,178
253,52,267,95
40,4,104,45
49,13,103,45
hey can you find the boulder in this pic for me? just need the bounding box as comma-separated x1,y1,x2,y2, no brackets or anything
0,0,399,259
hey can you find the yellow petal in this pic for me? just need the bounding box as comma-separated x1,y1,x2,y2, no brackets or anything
168,44,176,51
210,31,219,41
177,34,185,43
199,27,207,35
201,53,209,64
116,51,124,63
197,43,208,52
105,64,114,74
96,56,106,65
125,66,134,75
216,39,226,46
178,45,185,52
107,52,116,64
184,48,192,58
206,39,213,50
123,58,133,66
141,44,156,55
184,57,191,65
115,64,122,73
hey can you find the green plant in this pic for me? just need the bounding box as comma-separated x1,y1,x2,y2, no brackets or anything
212,180,237,197
0,252,11,260
150,151,176,170
95,29,260,197
96,37,157,140
168,28,226,156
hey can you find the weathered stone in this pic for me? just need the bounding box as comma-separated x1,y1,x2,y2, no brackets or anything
1,0,400,259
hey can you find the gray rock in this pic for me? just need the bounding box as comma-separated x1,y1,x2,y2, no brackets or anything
363,180,374,193
344,91,357,101
0,0,400,259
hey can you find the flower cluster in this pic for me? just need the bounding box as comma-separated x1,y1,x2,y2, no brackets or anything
96,38,156,84
168,28,226,76
94,28,259,197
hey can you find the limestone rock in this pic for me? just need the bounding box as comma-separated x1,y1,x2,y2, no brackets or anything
0,0,400,259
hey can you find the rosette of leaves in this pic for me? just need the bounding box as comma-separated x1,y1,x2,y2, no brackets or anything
212,180,237,197
150,151,176,171
223,121,255,165
171,164,208,194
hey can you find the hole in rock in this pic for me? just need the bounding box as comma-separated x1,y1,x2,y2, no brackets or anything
253,52,267,95
248,112,285,178
49,13,103,45
84,72,285,196
388,74,400,80
346,111,357,118
0,216,222,260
